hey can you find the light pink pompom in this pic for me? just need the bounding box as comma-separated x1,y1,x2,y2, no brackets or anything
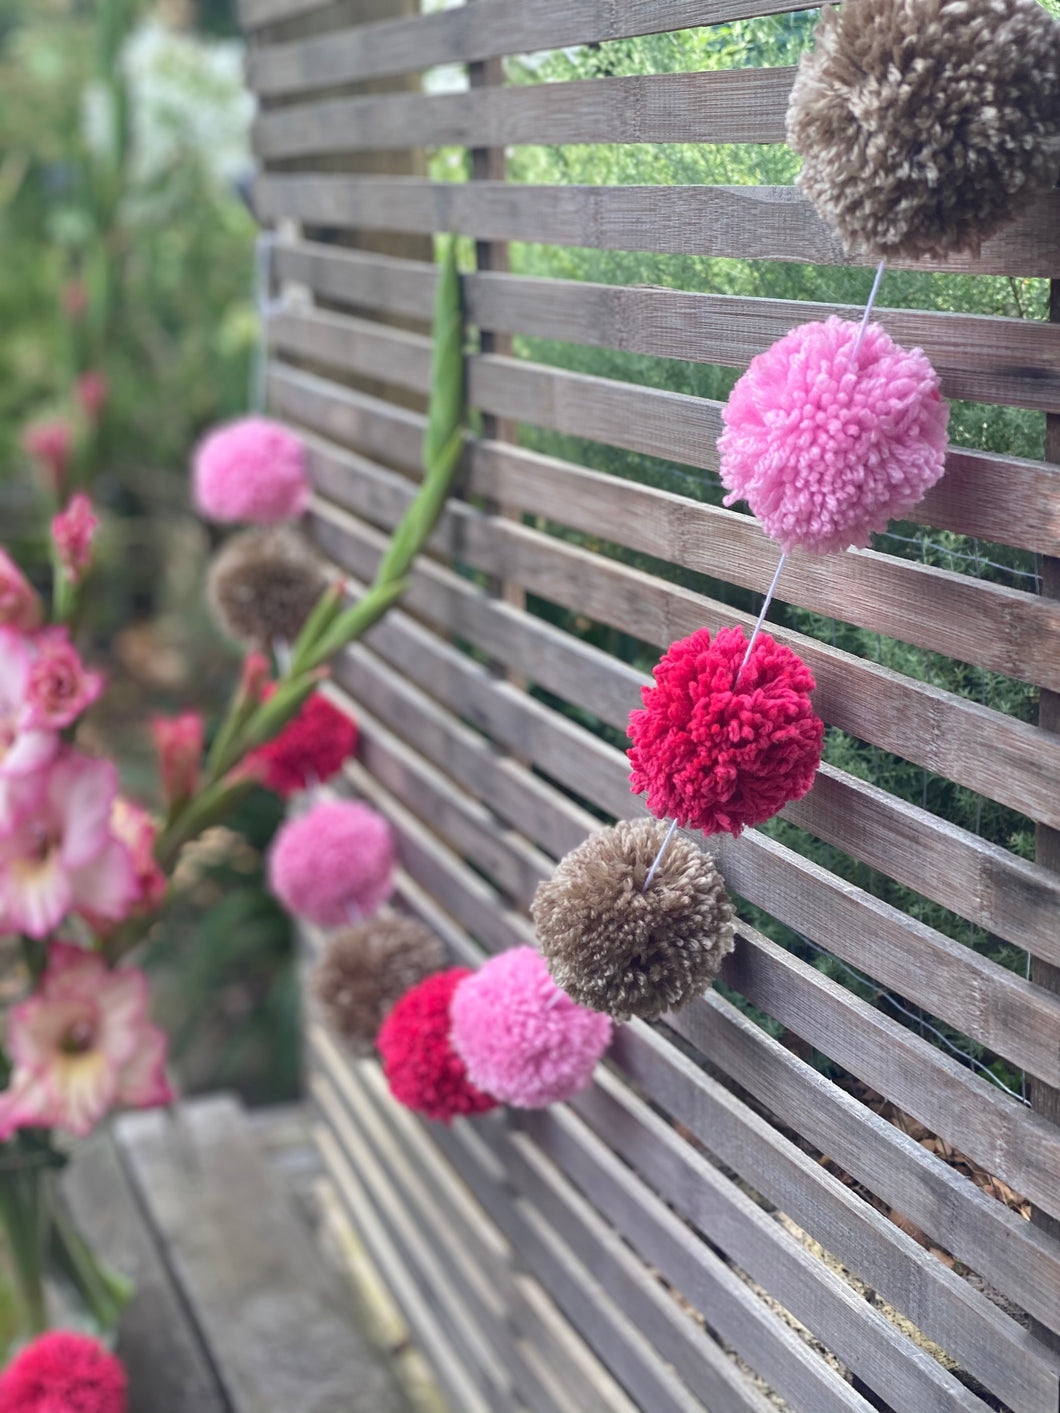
718,317,949,555
193,416,309,523
450,946,612,1108
269,800,394,927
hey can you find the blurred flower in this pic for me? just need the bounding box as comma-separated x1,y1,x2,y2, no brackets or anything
62,280,89,319
0,548,43,633
151,712,203,810
109,797,167,917
0,750,137,939
0,942,172,1140
52,494,99,584
23,420,73,492
0,628,59,835
76,371,109,422
246,688,357,797
0,1329,128,1413
24,627,103,730
239,651,272,706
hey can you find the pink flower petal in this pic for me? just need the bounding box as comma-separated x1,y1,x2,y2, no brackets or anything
116,1024,173,1110
91,965,148,1069
0,851,71,938
0,769,46,836
50,1049,118,1137
50,752,117,870
0,1067,62,1140
70,837,138,925
1,728,59,779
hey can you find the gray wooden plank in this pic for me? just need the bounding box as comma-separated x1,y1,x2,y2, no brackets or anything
115,1095,409,1413
272,240,1060,415
254,175,1060,278
63,1136,228,1413
253,66,794,158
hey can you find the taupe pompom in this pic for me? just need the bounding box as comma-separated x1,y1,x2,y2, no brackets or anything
532,819,735,1022
787,0,1060,261
311,912,447,1055
208,526,326,648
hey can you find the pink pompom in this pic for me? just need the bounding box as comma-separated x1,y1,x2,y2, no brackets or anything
0,1330,127,1413
378,968,499,1123
192,416,309,523
450,947,612,1108
718,317,949,554
269,799,394,926
628,625,824,837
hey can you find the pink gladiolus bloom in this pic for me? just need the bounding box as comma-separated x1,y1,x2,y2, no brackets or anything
23,420,73,492
24,627,103,730
0,629,59,835
0,751,137,939
76,371,109,422
0,549,42,633
52,494,99,584
0,942,173,1140
110,797,166,915
151,713,203,809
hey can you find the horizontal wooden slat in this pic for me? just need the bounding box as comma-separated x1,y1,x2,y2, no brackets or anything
255,175,1060,277
271,303,1060,571
244,0,813,79
332,617,1060,1223
272,240,1060,416
253,66,793,158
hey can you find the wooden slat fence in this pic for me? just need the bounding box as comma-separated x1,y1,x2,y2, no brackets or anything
243,2,1060,1409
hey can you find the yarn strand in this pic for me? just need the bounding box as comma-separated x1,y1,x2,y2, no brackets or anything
641,817,678,893
852,259,887,361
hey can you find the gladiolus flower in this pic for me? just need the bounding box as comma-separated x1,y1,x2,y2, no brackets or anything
76,371,109,422
0,750,137,939
23,421,73,492
51,494,99,584
0,628,59,835
109,798,166,916
0,549,42,633
23,627,103,730
0,942,172,1140
151,712,203,810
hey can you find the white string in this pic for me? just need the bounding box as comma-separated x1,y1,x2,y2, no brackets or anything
852,258,887,361
737,550,787,682
641,818,678,893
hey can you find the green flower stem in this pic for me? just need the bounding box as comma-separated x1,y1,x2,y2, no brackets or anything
49,1196,132,1332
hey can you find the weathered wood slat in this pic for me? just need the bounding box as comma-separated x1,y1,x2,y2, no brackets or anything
311,488,1060,953
268,339,1060,671
313,1120,495,1413
115,1097,408,1413
255,175,1060,277
253,66,794,158
272,240,1060,415
571,1035,1060,1413
244,0,810,79
333,646,1060,1224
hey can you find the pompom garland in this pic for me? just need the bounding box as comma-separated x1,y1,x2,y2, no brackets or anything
532,819,735,1022
193,416,309,523
450,947,612,1107
269,799,394,927
312,912,446,1055
0,1331,127,1413
377,968,499,1123
208,527,326,650
719,318,949,555
628,625,823,837
787,0,1060,261
248,687,357,797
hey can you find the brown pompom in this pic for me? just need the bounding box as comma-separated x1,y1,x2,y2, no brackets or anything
208,526,326,648
531,819,735,1022
311,912,447,1055
787,0,1060,261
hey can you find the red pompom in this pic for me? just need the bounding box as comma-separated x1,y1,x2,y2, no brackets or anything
377,969,499,1124
248,687,357,797
628,625,824,836
0,1331,127,1413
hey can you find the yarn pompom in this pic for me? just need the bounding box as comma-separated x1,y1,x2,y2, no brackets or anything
312,911,446,1055
247,687,357,797
719,318,949,555
628,625,823,836
269,799,394,927
450,947,612,1107
193,416,309,523
0,1330,127,1413
377,968,499,1123
208,526,327,649
787,0,1060,261
532,819,735,1022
